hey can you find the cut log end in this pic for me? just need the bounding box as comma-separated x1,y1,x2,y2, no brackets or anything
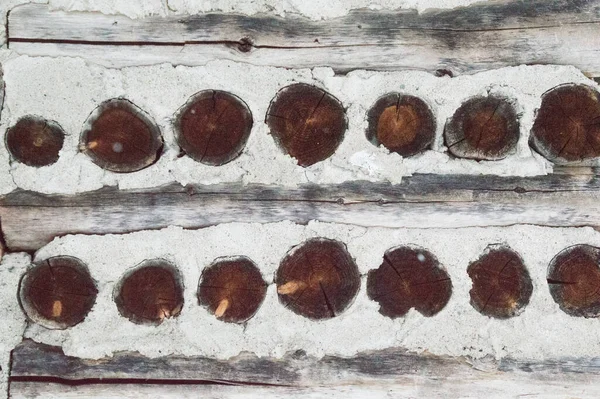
19,256,98,329
444,95,520,161
547,244,600,317
80,98,163,173
6,116,65,167
530,84,600,164
367,246,452,318
275,238,360,320
266,83,347,167
115,259,184,325
175,90,253,166
366,94,436,157
468,245,532,319
198,256,267,324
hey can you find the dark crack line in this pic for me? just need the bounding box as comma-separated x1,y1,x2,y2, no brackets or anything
319,281,336,318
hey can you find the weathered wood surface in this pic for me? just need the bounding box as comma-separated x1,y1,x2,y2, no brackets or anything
1,171,600,252
7,1,600,74
9,339,600,398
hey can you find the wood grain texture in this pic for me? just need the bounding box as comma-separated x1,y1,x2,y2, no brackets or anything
2,171,600,252
7,1,600,74
9,339,600,398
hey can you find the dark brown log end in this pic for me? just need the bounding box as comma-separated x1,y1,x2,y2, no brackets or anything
266,83,347,167
198,256,267,323
19,256,98,329
115,259,184,325
530,84,600,163
6,116,65,167
367,246,451,318
80,99,163,173
366,94,436,157
175,90,253,166
468,245,532,319
547,244,600,317
275,238,360,320
444,95,520,160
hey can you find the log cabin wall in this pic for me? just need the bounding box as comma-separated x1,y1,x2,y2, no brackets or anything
2,0,600,398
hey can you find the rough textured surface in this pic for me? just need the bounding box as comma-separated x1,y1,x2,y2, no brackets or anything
21,222,600,362
0,57,596,194
367,245,452,318
530,84,600,164
0,253,30,399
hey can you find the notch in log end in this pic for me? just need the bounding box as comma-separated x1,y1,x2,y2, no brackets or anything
198,256,267,324
366,93,436,157
174,90,253,166
266,83,347,167
547,244,600,317
114,259,184,325
530,84,600,164
444,95,520,161
80,98,163,173
467,245,532,319
19,256,98,329
367,246,452,318
275,238,360,320
6,116,65,167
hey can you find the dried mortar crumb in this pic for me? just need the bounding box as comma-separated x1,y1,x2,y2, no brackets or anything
23,222,600,362
0,56,594,194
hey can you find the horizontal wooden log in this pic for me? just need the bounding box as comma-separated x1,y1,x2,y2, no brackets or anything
7,1,600,75
9,339,600,398
1,171,600,252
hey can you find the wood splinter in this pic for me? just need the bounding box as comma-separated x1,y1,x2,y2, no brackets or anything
214,298,230,318
277,280,306,295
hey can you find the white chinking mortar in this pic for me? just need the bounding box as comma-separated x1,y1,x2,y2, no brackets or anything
18,222,600,362
0,254,29,396
0,55,595,195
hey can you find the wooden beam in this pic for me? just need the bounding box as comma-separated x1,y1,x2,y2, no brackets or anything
7,1,600,74
9,339,600,398
1,171,600,252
